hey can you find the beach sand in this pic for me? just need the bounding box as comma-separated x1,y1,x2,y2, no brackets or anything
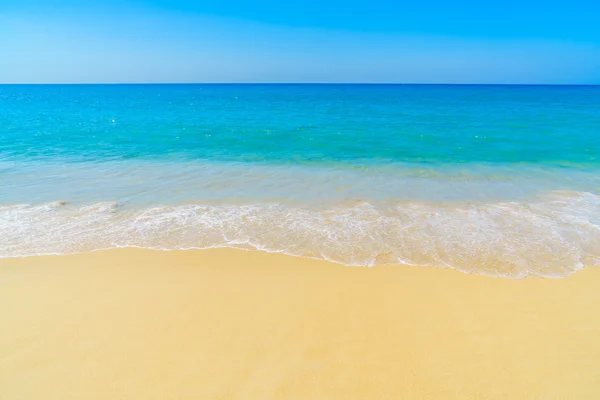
1,248,600,399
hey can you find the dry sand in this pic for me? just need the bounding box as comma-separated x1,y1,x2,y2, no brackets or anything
1,248,600,399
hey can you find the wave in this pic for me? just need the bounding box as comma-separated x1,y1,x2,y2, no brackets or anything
1,192,599,278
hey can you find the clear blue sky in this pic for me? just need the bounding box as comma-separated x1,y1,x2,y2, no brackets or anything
1,0,600,83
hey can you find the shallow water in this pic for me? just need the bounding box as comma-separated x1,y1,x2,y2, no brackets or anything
2,84,599,277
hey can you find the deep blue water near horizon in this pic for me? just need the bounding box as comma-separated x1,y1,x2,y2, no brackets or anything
1,84,599,277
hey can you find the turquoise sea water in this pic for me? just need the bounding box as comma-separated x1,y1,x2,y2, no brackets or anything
1,84,599,277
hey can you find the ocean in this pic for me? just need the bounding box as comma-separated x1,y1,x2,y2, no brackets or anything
1,84,599,277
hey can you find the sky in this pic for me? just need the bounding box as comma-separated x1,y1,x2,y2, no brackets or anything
1,0,600,84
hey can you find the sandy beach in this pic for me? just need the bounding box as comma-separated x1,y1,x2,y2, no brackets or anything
1,248,600,399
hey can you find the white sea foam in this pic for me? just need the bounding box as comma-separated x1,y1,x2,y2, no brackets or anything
1,191,599,278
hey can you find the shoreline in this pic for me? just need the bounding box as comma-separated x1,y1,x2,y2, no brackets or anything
2,248,600,399
0,245,590,279
4,190,599,279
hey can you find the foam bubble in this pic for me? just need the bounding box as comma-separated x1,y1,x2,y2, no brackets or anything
1,192,599,278
79,201,121,214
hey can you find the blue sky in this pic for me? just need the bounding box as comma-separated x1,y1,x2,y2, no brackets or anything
1,0,600,83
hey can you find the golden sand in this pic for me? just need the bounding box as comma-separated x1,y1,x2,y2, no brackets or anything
1,248,600,399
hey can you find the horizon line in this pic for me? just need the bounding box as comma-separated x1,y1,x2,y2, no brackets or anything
1,82,599,86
